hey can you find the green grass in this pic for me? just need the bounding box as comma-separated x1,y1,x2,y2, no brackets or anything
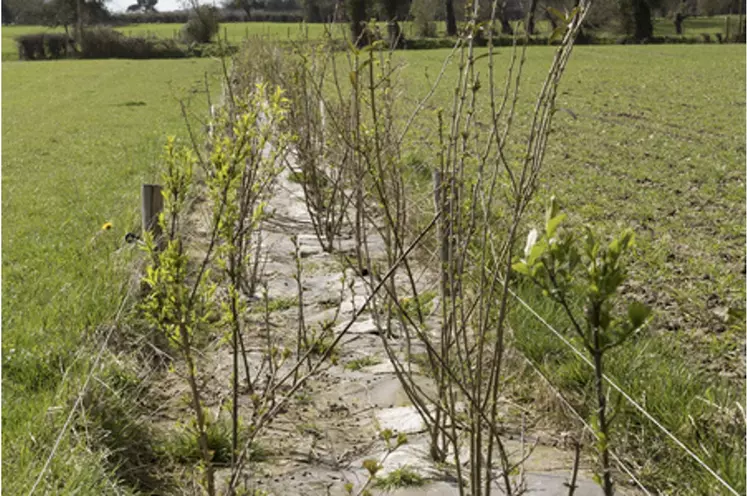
251,295,300,313
2,56,221,494
386,45,744,369
345,355,382,371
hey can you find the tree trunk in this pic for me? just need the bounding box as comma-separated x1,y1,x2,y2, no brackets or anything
384,0,402,48
304,0,321,22
500,9,513,35
545,7,558,29
445,0,457,36
76,0,83,42
349,0,367,46
526,0,539,35
387,21,402,48
633,0,653,41
674,13,686,35
241,1,252,21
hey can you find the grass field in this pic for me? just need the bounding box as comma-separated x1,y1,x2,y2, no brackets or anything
2,56,221,494
1,27,744,494
384,45,745,366
328,44,742,492
1,15,737,60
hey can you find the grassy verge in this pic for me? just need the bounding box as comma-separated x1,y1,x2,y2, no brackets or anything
2,57,221,494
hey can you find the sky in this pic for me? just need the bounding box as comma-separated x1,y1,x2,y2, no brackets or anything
108,0,215,13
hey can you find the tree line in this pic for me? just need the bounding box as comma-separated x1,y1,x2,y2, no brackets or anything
3,0,744,43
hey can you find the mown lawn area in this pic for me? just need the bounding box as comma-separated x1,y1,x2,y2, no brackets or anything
2,56,221,494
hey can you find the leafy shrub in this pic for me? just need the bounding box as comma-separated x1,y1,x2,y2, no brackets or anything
410,0,439,37
181,6,220,44
80,27,188,59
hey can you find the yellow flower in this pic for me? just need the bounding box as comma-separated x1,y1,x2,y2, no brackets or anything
102,222,113,231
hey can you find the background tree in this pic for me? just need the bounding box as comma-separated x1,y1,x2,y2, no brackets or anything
618,0,659,40
410,0,438,36
2,0,15,24
302,0,321,20
40,0,109,37
525,0,539,34
379,0,403,47
127,0,158,12
445,0,457,35
301,0,337,22
348,0,366,45
222,0,264,19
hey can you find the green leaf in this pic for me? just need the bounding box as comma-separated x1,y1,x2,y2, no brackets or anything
512,261,531,275
549,26,566,44
628,301,651,328
547,7,567,23
362,459,381,476
546,213,567,238
527,239,547,265
545,195,559,227
358,59,372,72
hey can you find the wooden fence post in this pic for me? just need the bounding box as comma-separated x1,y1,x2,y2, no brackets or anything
142,184,163,248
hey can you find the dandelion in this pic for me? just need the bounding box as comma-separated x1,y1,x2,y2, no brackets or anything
102,222,113,231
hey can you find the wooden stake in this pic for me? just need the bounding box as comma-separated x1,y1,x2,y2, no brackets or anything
142,184,163,246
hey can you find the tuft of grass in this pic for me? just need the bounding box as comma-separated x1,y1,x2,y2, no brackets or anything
373,466,425,490
159,418,270,465
252,296,299,313
345,355,382,371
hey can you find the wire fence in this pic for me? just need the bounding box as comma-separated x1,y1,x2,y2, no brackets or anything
27,283,131,496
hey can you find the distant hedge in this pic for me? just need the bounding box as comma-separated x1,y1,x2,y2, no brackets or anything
404,32,744,49
79,27,189,59
111,9,304,25
15,33,76,60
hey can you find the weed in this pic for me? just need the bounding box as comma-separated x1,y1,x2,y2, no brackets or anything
345,355,382,371
398,290,436,320
373,466,425,490
251,296,299,314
